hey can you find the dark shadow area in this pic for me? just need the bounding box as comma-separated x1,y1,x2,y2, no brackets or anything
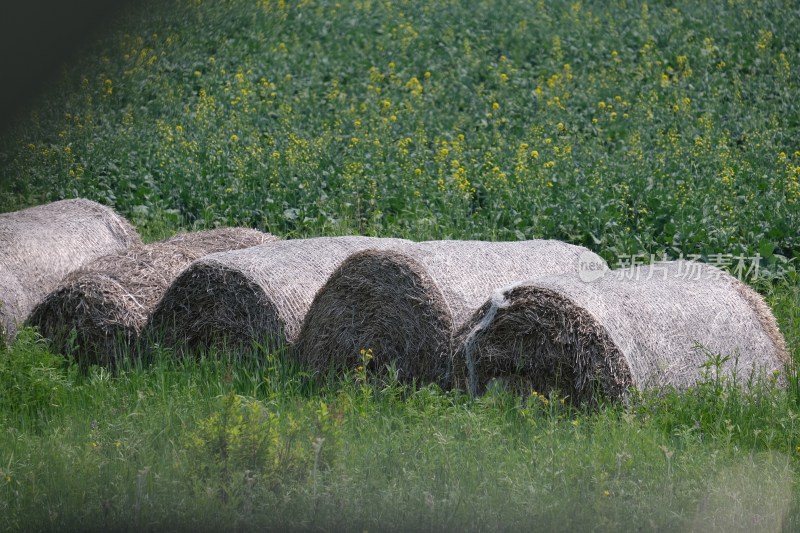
0,0,143,135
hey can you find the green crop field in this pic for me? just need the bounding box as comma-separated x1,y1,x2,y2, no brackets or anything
1,0,799,530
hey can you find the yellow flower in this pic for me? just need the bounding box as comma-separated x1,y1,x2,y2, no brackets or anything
405,77,423,96
492,102,500,111
530,150,539,159
230,134,239,142
356,365,364,372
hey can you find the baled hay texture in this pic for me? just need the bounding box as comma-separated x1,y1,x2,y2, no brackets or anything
142,236,412,356
0,199,141,343
460,260,790,403
295,240,608,385
27,228,275,364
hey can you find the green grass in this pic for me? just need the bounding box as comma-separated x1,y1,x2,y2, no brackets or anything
1,328,799,531
1,0,799,529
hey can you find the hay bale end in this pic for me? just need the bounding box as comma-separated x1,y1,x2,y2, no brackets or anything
27,227,275,364
142,236,411,357
1,199,141,343
295,240,608,386
460,260,790,403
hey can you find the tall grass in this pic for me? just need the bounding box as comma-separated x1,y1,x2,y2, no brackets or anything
1,320,799,531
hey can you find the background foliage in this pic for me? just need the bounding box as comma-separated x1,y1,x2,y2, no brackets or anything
1,0,798,262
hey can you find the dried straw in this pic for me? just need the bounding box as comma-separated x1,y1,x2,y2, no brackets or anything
27,227,275,364
459,260,790,402
0,199,141,343
142,236,412,356
294,240,608,385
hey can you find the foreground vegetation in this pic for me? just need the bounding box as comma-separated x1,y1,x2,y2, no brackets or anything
1,323,799,531
1,0,799,529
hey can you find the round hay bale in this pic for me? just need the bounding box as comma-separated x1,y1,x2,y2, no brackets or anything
142,236,412,356
0,199,141,343
460,260,790,403
294,240,608,386
0,271,26,345
27,227,275,364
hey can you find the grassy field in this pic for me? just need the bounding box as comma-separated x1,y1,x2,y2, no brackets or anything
1,0,799,529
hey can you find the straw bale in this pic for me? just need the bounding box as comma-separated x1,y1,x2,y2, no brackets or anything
459,260,790,402
0,199,141,343
142,236,412,355
27,227,275,364
295,240,608,385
